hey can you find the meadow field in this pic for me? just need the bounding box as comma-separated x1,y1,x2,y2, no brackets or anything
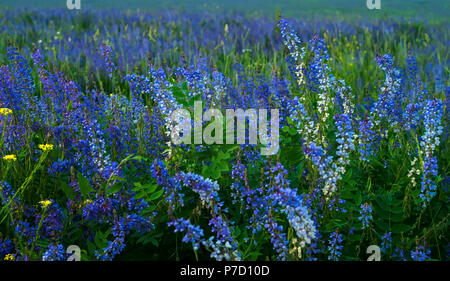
0,1,448,261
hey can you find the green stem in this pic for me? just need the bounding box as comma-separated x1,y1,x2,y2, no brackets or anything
0,151,49,223
428,207,442,260
29,206,49,258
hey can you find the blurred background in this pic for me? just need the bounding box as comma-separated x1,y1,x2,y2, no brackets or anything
1,0,447,94
3,0,449,22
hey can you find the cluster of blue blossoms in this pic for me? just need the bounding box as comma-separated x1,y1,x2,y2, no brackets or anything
358,203,373,229
0,13,446,261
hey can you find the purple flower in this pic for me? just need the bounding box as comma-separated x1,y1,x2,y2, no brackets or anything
100,43,115,77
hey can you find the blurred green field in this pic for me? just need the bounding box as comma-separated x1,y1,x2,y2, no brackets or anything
0,4,447,99
3,0,450,22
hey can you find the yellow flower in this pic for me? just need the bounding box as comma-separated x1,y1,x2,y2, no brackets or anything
39,200,53,208
4,254,14,261
3,154,17,161
0,108,13,116
38,144,54,152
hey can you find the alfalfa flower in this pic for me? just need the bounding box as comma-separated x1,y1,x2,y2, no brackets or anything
2,155,17,161
0,108,13,116
38,144,54,152
39,200,53,208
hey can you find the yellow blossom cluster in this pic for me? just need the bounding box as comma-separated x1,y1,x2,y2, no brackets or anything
2,154,17,161
38,144,54,151
39,200,53,208
0,108,13,116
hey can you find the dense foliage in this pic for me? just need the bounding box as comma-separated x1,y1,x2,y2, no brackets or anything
0,9,448,261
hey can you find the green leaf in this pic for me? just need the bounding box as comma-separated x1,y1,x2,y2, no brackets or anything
142,206,156,215
288,127,297,136
248,251,262,261
218,160,229,172
149,189,164,201
144,183,158,193
149,238,159,247
130,186,142,192
110,175,125,182
226,146,240,153
94,231,108,248
67,100,73,111
77,172,95,198
343,169,353,182
132,155,147,162
135,191,147,199
137,235,151,245
107,183,122,194
178,99,189,107
217,151,230,160
181,81,188,92
60,181,75,200
389,213,406,222
188,96,200,107
374,219,390,230
94,232,102,246
391,223,412,234
131,182,143,192
170,86,185,99
210,168,221,179
373,204,390,219
87,241,96,255
202,165,215,179
374,195,390,210
191,93,201,101
234,227,241,237
143,205,157,213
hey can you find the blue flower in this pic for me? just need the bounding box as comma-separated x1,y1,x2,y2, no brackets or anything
381,232,392,253
328,231,343,261
358,203,373,229
42,244,66,261
411,245,431,261
169,218,204,251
